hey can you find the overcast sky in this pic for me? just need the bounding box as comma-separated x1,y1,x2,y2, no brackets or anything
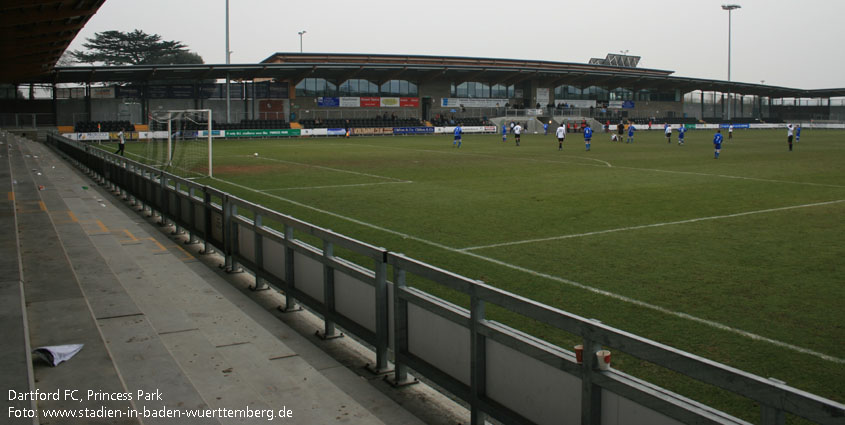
67,0,845,90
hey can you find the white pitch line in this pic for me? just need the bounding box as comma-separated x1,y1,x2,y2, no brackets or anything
210,175,844,364
461,199,845,251
243,155,410,182
458,249,845,364
262,181,412,191
348,141,845,188
614,165,845,189
351,142,613,168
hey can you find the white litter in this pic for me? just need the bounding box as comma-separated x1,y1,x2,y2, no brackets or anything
32,344,84,367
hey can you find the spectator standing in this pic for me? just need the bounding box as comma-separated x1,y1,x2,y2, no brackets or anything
115,128,126,156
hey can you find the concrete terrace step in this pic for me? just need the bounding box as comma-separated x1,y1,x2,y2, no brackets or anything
9,135,431,424
0,133,37,425
7,133,137,425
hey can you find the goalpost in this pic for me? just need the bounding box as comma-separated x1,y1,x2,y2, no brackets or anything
146,109,213,178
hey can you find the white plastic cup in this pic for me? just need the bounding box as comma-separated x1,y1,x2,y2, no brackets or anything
596,350,611,370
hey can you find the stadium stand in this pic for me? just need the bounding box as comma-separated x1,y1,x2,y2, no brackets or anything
146,119,292,132
73,120,131,132
299,117,424,129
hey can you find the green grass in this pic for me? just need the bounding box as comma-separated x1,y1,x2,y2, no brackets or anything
124,129,845,422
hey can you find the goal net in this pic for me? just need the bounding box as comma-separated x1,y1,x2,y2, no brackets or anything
144,109,213,178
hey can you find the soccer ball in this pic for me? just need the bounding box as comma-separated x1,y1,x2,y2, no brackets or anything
254,152,258,157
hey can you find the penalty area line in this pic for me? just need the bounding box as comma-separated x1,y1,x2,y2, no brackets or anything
261,181,413,192
208,176,844,365
243,155,410,182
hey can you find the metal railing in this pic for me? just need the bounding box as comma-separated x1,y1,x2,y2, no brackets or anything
46,133,845,425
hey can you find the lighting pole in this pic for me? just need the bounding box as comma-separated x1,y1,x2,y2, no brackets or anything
298,30,307,53
225,0,231,123
722,4,740,120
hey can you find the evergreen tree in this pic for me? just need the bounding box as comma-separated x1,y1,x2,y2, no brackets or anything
71,30,203,65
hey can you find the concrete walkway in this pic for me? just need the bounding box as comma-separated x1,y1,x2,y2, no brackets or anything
2,132,463,425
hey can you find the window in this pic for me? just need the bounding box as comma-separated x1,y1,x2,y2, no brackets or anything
339,79,378,96
450,81,497,98
610,88,633,101
379,80,418,96
491,84,514,98
554,85,582,99
295,78,336,96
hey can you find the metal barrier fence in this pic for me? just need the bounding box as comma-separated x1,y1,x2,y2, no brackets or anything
46,133,844,425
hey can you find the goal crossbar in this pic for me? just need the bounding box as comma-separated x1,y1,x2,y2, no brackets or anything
150,109,213,177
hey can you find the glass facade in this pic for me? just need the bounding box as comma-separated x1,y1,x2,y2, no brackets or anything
296,78,418,97
555,85,675,101
379,80,418,96
450,82,514,98
339,79,379,96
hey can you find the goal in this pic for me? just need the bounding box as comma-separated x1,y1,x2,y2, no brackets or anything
145,109,214,178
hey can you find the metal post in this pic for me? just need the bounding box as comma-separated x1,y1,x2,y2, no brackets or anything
186,187,199,244
200,189,214,255
279,224,300,312
369,257,392,375
225,0,231,124
722,4,741,120
580,336,603,425
221,195,233,270
318,241,342,339
727,9,731,120
250,214,268,290
387,263,416,386
470,286,487,425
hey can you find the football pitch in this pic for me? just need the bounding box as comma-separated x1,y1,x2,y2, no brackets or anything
125,128,844,421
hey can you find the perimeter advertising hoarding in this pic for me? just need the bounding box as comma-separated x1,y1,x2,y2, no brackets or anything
380,97,400,107
170,85,195,99
440,98,508,108
340,97,360,107
435,126,497,134
116,86,142,98
352,127,393,135
225,129,301,137
360,97,380,107
199,84,220,99
317,97,340,107
147,85,169,98
315,97,419,108
90,87,115,99
393,127,435,135
400,97,419,107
